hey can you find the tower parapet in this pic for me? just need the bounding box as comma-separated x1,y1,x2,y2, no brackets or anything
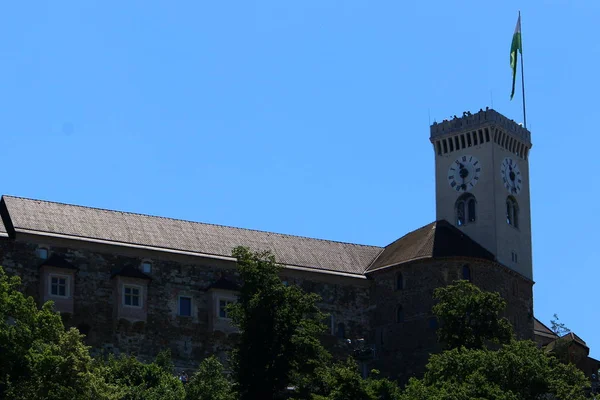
430,108,531,145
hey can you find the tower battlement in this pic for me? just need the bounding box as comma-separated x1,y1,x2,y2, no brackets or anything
430,108,530,144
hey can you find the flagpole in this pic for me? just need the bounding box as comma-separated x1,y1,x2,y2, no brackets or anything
519,11,527,129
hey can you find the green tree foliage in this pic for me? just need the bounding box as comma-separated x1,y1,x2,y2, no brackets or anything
550,313,570,336
185,355,235,400
403,281,589,399
0,265,108,399
98,352,185,400
229,246,331,400
433,280,513,349
401,340,589,400
311,359,401,400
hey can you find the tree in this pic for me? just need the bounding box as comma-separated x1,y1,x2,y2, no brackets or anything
312,359,401,400
432,280,513,349
0,265,108,400
401,340,589,400
550,313,570,336
229,246,331,400
402,281,589,399
98,352,185,400
185,355,235,400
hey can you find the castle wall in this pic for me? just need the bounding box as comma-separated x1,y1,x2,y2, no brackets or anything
0,234,371,370
368,257,533,383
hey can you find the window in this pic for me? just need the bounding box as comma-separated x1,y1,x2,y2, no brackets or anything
467,198,476,222
462,265,472,282
218,299,234,319
336,322,345,338
428,317,438,330
37,247,49,259
396,305,404,323
49,275,68,297
455,193,476,226
179,296,192,317
511,251,518,263
396,273,404,291
141,261,152,274
506,196,519,228
123,285,141,307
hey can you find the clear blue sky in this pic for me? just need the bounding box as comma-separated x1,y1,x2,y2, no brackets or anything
1,1,598,358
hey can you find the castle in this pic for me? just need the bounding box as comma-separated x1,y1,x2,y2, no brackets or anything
0,108,557,381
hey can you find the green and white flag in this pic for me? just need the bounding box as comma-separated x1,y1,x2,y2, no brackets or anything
510,14,522,100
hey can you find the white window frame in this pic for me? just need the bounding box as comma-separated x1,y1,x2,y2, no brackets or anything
140,260,152,274
216,296,235,320
178,295,193,317
48,273,70,298
123,284,143,308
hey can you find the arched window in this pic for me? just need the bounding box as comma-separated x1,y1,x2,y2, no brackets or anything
467,198,476,222
462,265,471,282
396,305,404,323
455,194,477,226
396,273,403,291
506,196,519,228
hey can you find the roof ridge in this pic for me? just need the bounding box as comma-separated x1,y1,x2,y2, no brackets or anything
2,195,382,249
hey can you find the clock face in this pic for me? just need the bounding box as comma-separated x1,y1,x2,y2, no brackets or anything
447,155,481,193
501,157,522,195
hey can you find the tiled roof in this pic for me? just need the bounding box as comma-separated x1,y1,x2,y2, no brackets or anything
534,318,558,340
1,196,383,276
0,207,7,237
366,220,495,272
545,332,589,353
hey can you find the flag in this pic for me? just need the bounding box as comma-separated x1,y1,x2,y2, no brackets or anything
510,14,522,100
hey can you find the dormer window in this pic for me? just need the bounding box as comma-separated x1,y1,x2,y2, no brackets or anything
49,274,69,297
123,285,142,307
456,194,477,226
141,261,152,274
36,247,49,260
218,299,234,319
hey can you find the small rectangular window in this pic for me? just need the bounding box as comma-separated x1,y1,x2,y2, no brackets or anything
478,129,484,144
466,132,472,147
37,248,49,259
179,296,192,316
141,261,152,274
50,276,68,297
218,299,233,319
485,128,490,142
436,141,442,156
448,137,454,152
124,286,141,307
443,139,448,154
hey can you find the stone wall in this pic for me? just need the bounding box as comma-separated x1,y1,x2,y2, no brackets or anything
0,234,372,370
367,257,533,383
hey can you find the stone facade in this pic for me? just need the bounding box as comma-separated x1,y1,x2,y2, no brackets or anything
367,257,533,382
0,232,377,372
0,228,533,381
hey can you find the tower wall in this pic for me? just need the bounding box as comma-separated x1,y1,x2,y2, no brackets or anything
430,109,533,280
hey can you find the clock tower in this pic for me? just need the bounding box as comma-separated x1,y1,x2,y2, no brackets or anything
430,109,533,279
